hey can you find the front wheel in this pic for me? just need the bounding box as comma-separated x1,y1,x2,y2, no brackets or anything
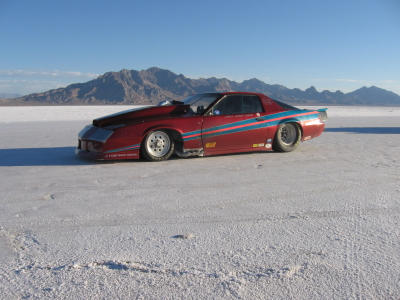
141,130,175,161
272,123,301,152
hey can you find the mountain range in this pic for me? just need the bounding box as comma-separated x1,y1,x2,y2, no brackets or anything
0,93,22,99
1,67,400,106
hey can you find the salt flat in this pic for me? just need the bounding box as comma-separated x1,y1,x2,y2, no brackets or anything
1,106,399,299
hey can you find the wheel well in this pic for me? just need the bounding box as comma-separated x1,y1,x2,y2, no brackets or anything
167,129,183,142
163,129,183,152
278,121,303,137
143,128,182,143
294,122,303,137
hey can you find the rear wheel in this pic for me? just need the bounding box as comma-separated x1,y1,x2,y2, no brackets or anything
272,123,301,152
141,130,175,161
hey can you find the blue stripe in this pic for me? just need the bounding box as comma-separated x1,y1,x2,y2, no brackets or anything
202,118,258,134
201,122,271,139
105,143,141,153
182,110,319,141
181,130,201,139
184,136,201,141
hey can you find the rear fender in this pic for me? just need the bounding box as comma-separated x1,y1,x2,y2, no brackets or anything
277,118,300,125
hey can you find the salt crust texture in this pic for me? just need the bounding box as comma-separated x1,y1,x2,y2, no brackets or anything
0,106,399,299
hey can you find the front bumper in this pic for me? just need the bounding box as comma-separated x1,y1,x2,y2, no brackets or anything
76,124,141,160
75,148,104,160
76,140,141,160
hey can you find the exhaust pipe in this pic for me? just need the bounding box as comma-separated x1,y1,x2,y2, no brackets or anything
175,148,204,157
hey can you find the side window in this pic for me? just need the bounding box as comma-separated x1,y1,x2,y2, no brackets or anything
243,95,263,113
211,95,263,115
213,96,242,115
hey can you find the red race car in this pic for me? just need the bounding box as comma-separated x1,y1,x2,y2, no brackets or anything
76,92,328,161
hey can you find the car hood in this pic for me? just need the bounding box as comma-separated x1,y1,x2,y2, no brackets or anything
93,105,191,127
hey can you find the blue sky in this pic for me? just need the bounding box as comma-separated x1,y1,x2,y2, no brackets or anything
1,0,399,96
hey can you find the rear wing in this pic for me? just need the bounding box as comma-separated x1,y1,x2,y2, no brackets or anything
317,108,328,121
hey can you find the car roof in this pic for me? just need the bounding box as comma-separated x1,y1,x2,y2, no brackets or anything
198,91,262,96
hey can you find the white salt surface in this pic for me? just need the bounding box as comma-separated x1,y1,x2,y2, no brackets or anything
0,106,399,299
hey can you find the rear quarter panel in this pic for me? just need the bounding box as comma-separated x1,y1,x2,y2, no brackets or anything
258,94,324,142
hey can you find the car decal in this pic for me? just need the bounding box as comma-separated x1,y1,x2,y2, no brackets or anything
104,143,141,153
183,110,318,141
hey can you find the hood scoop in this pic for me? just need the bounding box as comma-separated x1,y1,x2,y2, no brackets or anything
93,105,190,127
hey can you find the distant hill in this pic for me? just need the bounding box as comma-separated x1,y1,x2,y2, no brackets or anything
0,93,22,99
3,67,400,106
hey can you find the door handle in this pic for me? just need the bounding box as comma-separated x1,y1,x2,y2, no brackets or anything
256,117,266,121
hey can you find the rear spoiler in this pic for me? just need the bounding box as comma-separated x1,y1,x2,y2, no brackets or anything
317,108,328,121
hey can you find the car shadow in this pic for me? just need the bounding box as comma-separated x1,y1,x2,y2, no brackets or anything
325,127,400,134
0,147,140,167
1,147,273,166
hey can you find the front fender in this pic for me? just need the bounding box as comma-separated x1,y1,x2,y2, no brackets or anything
141,124,184,139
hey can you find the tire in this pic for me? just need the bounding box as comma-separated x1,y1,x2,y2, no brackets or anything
272,123,301,152
141,130,175,161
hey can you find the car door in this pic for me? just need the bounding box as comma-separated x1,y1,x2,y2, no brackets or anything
201,94,270,154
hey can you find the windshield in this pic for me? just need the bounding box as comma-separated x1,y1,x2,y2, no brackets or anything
182,93,221,115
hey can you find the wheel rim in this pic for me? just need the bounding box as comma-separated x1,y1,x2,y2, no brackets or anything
280,124,297,145
146,131,171,157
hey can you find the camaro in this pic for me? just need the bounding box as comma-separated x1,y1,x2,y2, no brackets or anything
76,92,328,161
